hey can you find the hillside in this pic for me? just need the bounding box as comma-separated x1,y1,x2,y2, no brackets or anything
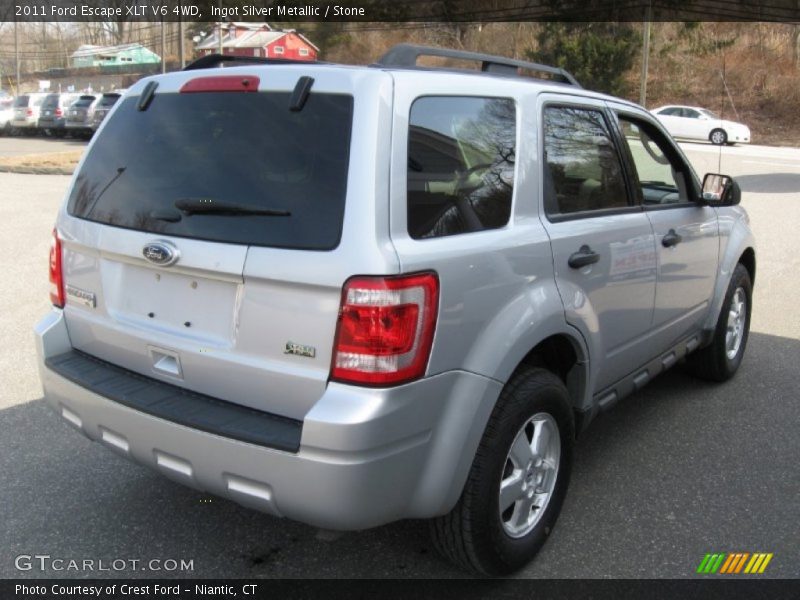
320,22,800,147
2,21,798,146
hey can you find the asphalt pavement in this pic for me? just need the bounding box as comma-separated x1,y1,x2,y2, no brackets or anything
0,139,798,579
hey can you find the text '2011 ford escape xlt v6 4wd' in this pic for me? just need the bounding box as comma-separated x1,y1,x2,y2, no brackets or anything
36,46,755,575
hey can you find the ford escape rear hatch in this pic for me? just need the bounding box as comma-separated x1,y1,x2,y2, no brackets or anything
61,81,354,420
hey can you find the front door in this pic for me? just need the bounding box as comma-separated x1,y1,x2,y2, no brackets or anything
611,108,719,347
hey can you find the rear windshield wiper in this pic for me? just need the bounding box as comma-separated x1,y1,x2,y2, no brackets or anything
174,198,291,217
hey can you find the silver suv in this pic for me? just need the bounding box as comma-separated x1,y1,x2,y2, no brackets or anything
35,46,755,575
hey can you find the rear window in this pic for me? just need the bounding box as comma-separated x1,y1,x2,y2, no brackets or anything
68,91,353,250
42,94,59,109
14,96,29,108
98,94,120,107
74,96,95,107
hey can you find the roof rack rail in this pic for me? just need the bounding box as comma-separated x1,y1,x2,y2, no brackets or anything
184,53,320,71
376,44,581,87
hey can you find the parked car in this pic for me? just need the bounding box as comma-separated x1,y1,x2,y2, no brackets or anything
0,96,13,135
38,93,81,137
65,95,97,138
651,105,750,145
11,93,47,133
90,90,125,132
35,46,755,576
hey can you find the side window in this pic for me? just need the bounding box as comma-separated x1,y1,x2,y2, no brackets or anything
684,109,701,119
543,106,630,216
407,96,515,239
617,116,692,205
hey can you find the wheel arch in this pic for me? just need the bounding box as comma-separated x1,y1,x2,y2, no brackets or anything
703,211,756,333
513,333,589,428
409,329,589,519
739,246,756,286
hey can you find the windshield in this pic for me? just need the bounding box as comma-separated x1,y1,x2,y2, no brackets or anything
68,91,353,250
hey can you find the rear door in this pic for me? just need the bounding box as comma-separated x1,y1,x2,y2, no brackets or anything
59,69,393,420
538,97,657,391
680,107,707,140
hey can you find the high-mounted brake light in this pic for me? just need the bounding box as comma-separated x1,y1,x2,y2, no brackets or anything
180,75,260,94
331,272,439,386
49,228,65,308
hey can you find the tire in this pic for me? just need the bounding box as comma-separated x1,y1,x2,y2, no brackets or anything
430,367,574,575
686,263,752,382
709,128,727,145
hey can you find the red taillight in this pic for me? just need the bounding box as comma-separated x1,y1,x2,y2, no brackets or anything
49,229,65,308
331,272,439,386
55,108,63,117
26,108,33,116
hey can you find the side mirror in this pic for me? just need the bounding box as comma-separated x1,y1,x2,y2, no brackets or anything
701,173,741,206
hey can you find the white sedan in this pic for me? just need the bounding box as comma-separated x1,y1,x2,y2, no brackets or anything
651,105,750,145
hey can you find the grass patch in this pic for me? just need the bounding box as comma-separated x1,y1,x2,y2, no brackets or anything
0,150,83,174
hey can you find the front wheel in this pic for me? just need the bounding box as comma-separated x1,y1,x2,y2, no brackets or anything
686,263,752,381
710,128,728,145
430,367,574,575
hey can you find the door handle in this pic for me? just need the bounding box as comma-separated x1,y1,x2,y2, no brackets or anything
662,229,683,248
568,245,601,269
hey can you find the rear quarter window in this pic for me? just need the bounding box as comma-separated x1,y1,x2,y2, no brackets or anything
407,96,516,239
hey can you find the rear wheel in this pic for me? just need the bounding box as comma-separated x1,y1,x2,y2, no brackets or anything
709,129,728,145
686,263,752,381
430,367,573,575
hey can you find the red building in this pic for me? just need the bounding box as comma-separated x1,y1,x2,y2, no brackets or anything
195,23,318,61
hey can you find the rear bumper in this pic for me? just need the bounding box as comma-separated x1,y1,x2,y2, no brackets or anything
38,119,67,129
35,310,501,530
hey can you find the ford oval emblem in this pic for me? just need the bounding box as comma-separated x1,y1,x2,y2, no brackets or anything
142,241,179,267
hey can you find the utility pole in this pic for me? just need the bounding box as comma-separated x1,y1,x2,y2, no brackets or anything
639,3,652,107
15,19,20,94
218,0,224,55
179,18,186,68
161,20,166,73
42,22,47,71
